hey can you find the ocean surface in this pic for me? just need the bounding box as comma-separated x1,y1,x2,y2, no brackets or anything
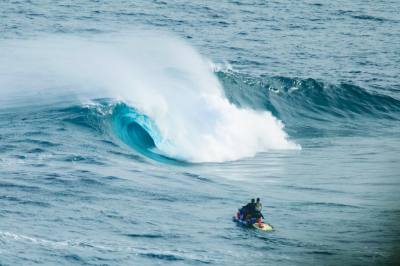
1,0,400,265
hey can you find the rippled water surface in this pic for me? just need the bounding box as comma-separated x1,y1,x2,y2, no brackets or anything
1,1,400,265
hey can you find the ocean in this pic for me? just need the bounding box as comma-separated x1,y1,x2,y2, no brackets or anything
0,0,399,265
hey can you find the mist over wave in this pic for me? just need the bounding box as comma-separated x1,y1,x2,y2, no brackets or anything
0,32,299,162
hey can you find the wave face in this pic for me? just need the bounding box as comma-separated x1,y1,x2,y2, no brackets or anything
0,33,298,163
218,71,400,137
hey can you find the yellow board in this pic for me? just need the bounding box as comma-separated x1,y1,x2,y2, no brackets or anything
252,223,273,232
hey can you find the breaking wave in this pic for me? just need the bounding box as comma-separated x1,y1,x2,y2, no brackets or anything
0,32,298,163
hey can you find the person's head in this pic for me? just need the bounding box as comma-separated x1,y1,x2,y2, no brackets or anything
256,198,260,202
251,198,255,203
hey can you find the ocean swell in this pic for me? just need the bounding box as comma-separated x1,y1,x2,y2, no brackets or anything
218,71,400,137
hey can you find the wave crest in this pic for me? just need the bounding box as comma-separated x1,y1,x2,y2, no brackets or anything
219,71,400,119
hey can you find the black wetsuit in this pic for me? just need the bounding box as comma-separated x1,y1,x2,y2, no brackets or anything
254,211,264,219
248,203,256,214
243,202,256,220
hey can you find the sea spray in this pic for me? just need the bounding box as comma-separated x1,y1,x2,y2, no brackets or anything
0,31,299,162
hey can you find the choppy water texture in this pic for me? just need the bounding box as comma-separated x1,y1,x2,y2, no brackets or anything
1,1,400,265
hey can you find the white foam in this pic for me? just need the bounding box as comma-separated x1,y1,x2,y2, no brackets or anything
0,31,300,162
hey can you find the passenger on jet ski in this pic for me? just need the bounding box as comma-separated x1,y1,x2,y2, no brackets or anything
255,198,262,212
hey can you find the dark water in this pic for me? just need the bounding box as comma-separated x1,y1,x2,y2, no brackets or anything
1,1,400,265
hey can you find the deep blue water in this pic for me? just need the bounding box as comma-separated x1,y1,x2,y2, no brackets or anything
1,1,400,265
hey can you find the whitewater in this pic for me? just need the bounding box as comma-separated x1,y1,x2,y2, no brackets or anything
1,0,400,265
0,34,298,162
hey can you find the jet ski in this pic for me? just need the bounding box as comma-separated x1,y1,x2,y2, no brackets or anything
232,216,273,232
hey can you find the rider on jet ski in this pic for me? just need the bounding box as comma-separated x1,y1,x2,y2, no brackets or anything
237,198,264,222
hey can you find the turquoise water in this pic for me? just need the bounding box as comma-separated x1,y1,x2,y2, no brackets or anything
1,1,400,265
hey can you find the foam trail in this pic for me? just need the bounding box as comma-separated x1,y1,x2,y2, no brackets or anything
0,31,299,162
